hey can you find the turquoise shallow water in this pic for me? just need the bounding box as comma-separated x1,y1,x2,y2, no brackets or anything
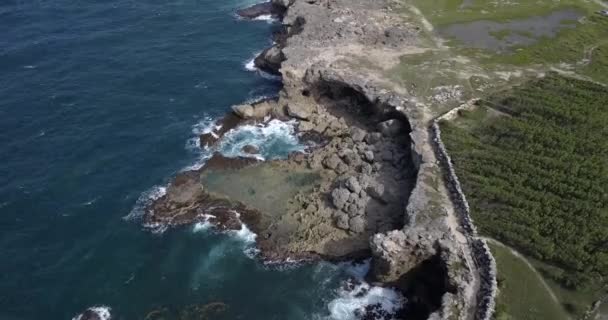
0,1,406,319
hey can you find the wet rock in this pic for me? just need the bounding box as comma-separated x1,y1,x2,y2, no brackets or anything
351,127,367,142
166,171,204,204
345,176,361,194
199,132,219,148
254,46,285,75
242,145,259,154
236,2,284,19
331,187,350,209
349,216,366,233
232,104,255,118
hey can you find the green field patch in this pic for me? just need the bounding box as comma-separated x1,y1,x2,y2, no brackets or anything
440,9,583,52
489,242,569,320
409,0,598,26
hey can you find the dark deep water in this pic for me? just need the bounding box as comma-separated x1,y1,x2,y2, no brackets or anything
0,0,406,319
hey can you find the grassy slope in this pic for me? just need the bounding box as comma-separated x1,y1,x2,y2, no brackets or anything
489,242,569,320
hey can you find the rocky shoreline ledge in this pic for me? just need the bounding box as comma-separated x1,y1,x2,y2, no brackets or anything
143,0,491,319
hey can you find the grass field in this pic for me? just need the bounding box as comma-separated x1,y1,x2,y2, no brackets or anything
489,242,570,320
440,74,608,317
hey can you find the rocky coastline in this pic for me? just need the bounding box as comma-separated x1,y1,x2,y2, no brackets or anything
143,1,494,319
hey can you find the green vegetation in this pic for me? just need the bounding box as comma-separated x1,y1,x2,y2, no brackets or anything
409,0,599,26
440,74,608,316
479,14,608,73
489,242,569,320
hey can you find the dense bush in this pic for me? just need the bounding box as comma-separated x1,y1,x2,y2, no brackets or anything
441,74,608,289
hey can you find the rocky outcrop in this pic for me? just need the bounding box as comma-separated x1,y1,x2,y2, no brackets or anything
236,1,286,20
145,0,493,319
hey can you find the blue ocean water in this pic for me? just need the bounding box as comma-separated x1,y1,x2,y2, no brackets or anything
0,1,406,319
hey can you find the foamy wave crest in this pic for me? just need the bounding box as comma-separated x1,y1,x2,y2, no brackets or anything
328,283,405,320
192,214,215,232
124,186,166,221
243,53,282,81
72,306,111,320
253,14,277,22
217,119,304,160
244,54,258,72
186,116,220,152
321,260,406,320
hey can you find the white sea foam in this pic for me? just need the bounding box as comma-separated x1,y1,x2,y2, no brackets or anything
217,119,303,160
253,14,276,22
319,260,406,320
245,55,258,71
192,214,216,232
327,283,405,320
72,306,112,320
243,53,282,81
124,186,167,221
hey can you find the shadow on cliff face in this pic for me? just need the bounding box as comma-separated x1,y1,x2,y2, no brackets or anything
396,254,457,320
310,79,412,133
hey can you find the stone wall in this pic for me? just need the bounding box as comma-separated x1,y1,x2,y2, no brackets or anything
431,101,498,320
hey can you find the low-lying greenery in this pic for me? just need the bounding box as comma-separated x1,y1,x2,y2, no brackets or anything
489,242,569,320
409,0,598,26
440,74,608,315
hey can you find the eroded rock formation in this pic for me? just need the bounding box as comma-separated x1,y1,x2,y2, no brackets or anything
144,0,492,319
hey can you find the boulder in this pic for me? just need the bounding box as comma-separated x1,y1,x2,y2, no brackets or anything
341,150,361,166
335,213,350,230
254,46,285,75
351,127,367,142
298,120,315,132
347,203,359,217
366,182,386,202
323,154,342,170
363,150,374,162
345,176,362,194
232,104,255,118
331,187,350,210
349,216,366,233
286,102,314,120
336,162,349,174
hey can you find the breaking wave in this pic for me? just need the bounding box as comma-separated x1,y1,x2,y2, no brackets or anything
71,306,111,320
